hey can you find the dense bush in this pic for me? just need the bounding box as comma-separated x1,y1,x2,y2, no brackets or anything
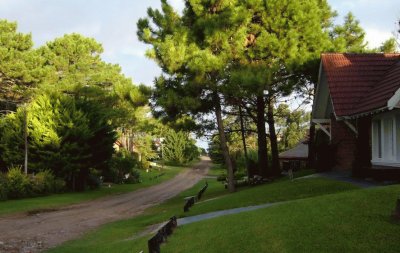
53,178,66,192
0,93,117,191
236,149,258,170
6,166,31,199
31,170,55,195
124,169,141,184
0,173,8,200
163,129,200,165
105,148,138,183
0,168,66,201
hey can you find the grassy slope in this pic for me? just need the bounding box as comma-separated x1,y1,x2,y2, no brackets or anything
0,166,181,216
163,184,400,253
47,177,359,253
206,164,226,177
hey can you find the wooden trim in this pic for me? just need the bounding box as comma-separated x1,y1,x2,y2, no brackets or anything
344,120,358,135
312,119,330,123
314,121,331,139
388,88,400,110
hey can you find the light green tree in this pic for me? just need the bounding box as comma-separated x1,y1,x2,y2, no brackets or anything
0,20,46,111
225,0,335,176
331,12,368,52
163,129,199,165
138,0,237,191
0,93,94,190
378,38,398,53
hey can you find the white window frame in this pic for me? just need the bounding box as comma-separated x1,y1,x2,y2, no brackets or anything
371,110,400,167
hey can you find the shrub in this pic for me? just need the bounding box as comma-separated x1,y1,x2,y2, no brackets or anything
0,173,8,200
124,169,141,184
217,174,227,182
234,171,247,180
31,170,56,195
87,174,101,189
163,129,199,165
106,148,137,183
0,93,117,191
53,178,66,193
6,166,31,199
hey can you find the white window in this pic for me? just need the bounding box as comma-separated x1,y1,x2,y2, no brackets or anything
371,111,400,167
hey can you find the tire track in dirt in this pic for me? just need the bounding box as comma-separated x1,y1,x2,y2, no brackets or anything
0,157,211,253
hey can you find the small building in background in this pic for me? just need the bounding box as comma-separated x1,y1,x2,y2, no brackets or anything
279,141,308,171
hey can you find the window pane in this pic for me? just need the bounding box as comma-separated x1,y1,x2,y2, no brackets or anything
383,118,394,160
372,120,382,159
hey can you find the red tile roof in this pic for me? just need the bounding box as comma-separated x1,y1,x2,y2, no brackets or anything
321,53,400,117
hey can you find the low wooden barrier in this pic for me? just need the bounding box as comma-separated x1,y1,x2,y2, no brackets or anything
148,216,178,253
183,182,208,212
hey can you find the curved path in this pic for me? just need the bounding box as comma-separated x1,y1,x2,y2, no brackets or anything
0,157,211,253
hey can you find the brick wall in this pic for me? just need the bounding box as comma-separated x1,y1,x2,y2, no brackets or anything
331,117,357,171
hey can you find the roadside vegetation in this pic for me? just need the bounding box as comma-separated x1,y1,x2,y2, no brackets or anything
0,20,201,201
0,166,181,216
46,176,361,253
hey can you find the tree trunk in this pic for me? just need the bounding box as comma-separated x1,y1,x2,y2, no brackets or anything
256,96,268,178
214,94,235,192
266,98,280,176
238,105,249,177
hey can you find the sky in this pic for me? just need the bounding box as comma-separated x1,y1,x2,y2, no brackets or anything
0,0,399,86
0,0,399,148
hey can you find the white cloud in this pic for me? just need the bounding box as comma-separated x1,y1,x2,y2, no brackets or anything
364,28,393,49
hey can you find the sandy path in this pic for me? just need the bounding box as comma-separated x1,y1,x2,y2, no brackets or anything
0,157,211,253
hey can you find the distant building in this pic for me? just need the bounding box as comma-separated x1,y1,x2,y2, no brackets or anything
279,141,308,171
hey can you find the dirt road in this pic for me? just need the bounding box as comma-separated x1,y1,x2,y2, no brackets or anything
0,157,211,253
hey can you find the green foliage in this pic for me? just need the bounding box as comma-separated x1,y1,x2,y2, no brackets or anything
0,166,181,214
124,169,141,184
378,38,398,53
0,168,65,201
134,134,158,169
0,20,47,111
163,129,199,165
106,148,137,184
0,173,8,200
0,92,117,190
208,136,224,165
275,104,310,151
6,166,31,199
0,20,151,193
236,149,258,170
31,170,56,195
330,12,368,52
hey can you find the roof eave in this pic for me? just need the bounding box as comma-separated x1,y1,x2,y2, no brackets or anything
341,106,388,120
387,88,400,110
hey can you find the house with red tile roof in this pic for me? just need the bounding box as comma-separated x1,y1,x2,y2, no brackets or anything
312,53,400,179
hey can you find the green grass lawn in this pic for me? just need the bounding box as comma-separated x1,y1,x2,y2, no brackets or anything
47,176,360,253
0,166,182,216
207,164,226,177
163,184,400,253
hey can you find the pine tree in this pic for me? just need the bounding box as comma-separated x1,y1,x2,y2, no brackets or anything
331,12,368,52
225,0,335,176
138,0,237,191
378,38,398,53
0,20,46,111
